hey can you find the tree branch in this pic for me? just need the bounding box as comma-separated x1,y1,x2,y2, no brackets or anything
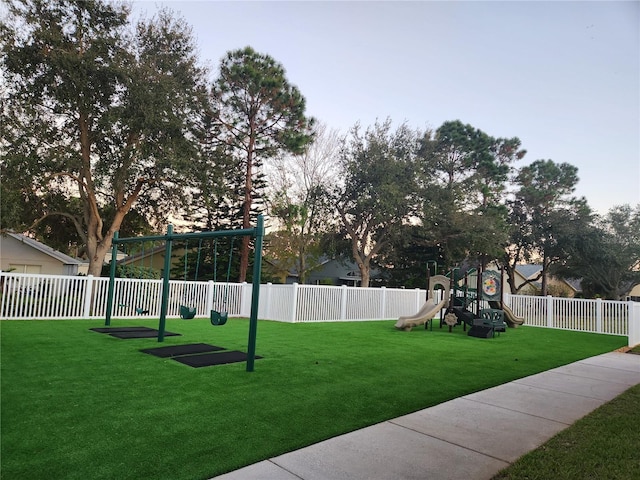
23,211,87,244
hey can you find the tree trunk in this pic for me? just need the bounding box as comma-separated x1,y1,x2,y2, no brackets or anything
359,262,370,288
78,109,112,277
541,254,549,296
85,210,129,276
238,128,256,283
298,252,307,284
504,262,518,294
86,239,113,277
238,157,252,281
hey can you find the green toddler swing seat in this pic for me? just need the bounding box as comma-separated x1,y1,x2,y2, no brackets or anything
210,310,227,326
179,305,197,319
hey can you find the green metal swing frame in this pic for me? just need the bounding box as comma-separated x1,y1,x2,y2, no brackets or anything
105,216,264,372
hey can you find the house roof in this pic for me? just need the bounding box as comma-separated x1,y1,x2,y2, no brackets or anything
117,244,166,265
515,264,542,279
564,278,582,292
6,233,84,265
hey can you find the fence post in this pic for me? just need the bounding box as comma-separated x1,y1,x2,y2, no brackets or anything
240,282,251,317
290,283,298,323
380,286,386,319
416,288,422,311
341,285,348,320
628,302,640,347
82,275,94,318
206,280,214,313
546,295,553,328
595,298,603,333
264,283,272,320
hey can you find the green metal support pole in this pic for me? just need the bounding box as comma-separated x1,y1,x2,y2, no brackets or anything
246,215,264,372
105,232,119,326
476,264,482,316
157,224,173,342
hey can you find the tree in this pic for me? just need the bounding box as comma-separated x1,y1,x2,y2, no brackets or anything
558,204,640,299
211,46,315,282
413,121,524,271
333,119,420,287
375,223,445,288
1,0,209,275
265,122,340,283
505,159,591,295
182,115,239,232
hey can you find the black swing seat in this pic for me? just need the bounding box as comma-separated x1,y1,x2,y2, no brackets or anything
179,305,197,319
210,310,228,326
135,307,150,315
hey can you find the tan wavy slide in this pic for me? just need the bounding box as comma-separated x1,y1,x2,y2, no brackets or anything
488,300,525,327
394,297,449,331
395,275,451,332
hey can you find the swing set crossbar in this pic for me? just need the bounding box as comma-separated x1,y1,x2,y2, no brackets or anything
111,227,256,244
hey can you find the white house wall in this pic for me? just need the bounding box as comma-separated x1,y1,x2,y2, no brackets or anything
0,236,69,275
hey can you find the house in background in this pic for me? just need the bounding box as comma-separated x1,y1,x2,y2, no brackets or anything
115,244,170,278
264,257,380,287
306,258,368,286
0,233,84,275
115,245,208,280
627,284,640,302
511,264,581,297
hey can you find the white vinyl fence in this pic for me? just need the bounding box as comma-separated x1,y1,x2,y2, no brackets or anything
0,272,426,322
2,272,639,346
505,293,640,344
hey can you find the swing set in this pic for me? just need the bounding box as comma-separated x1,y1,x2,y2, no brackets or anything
104,216,264,371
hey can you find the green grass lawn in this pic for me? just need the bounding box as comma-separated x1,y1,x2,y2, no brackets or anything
492,383,640,480
0,318,628,480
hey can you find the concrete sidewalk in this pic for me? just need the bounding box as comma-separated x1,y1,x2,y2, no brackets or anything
212,352,640,480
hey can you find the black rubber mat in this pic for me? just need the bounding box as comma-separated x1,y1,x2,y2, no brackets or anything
108,330,181,339
140,343,225,358
90,326,155,333
172,350,262,368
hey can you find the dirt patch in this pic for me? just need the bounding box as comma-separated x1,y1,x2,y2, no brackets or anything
616,346,640,355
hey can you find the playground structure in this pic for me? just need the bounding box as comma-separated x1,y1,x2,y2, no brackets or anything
104,216,264,371
394,275,450,331
396,264,525,338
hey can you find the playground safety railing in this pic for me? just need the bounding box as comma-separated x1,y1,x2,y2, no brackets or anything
1,272,638,346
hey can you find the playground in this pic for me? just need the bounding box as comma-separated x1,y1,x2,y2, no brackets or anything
395,266,524,336
2,222,638,479
0,317,628,480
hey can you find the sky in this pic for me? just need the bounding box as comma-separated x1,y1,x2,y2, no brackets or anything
132,0,640,214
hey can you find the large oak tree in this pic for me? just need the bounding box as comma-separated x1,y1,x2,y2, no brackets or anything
414,120,525,271
558,204,640,299
333,119,420,287
505,159,591,295
1,0,209,275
